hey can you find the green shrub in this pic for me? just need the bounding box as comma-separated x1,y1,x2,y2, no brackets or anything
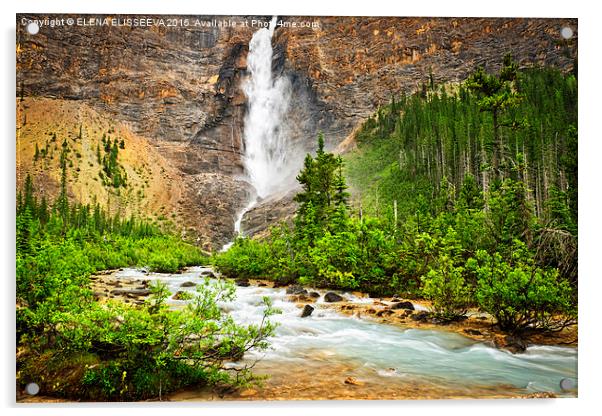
421,255,472,321
470,241,576,333
20,279,279,400
212,237,272,279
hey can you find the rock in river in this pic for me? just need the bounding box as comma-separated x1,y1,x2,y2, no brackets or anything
301,304,315,318
286,285,308,296
235,278,251,287
344,376,364,386
200,270,217,278
410,311,430,322
390,301,415,310
180,281,197,288
110,288,151,297
502,335,528,354
324,292,344,302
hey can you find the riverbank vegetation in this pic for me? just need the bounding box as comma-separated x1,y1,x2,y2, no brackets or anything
17,149,277,400
214,58,577,335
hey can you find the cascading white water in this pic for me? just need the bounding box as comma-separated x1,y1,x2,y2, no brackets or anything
222,16,292,251
242,16,292,199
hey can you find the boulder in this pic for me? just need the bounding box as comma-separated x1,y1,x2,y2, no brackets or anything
235,278,250,287
172,291,191,300
463,329,482,336
301,304,315,318
180,281,197,288
286,285,308,295
390,301,415,310
287,294,311,303
110,288,151,297
410,311,430,322
344,376,364,386
324,292,344,302
200,270,217,278
309,291,320,298
503,335,527,353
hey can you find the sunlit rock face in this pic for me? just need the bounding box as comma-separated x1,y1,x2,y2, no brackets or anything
16,15,577,247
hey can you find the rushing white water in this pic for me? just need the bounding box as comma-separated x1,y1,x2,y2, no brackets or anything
242,16,292,199
221,16,293,250
114,267,578,398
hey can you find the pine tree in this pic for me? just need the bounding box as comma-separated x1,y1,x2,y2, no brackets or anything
57,139,69,230
38,195,49,225
294,133,348,229
23,174,36,216
457,174,484,211
333,156,350,209
466,54,521,180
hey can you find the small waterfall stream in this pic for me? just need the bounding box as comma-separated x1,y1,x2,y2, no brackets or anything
113,268,578,399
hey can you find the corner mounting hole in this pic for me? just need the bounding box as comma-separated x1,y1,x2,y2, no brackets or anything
561,27,573,39
26,22,40,35
25,382,40,395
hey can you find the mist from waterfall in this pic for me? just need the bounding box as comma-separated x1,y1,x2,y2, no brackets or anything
242,16,292,199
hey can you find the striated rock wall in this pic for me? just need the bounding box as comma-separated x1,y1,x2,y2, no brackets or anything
16,15,577,247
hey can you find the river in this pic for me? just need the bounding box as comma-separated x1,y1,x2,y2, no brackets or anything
112,267,577,401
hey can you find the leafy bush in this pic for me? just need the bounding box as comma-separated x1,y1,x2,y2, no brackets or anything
212,237,273,279
20,279,279,400
469,241,576,333
421,255,472,321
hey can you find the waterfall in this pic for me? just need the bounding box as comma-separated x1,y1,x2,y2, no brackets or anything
242,16,291,199
222,16,292,251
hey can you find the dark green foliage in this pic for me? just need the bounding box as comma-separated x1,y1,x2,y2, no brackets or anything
466,54,521,180
421,254,472,321
488,179,534,246
346,66,577,230
457,175,484,211
98,136,127,188
294,133,349,238
470,241,576,334
213,237,272,279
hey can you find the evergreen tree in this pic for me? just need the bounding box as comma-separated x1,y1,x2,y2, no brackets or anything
457,175,484,211
466,54,521,180
57,139,69,229
294,133,349,233
333,156,350,209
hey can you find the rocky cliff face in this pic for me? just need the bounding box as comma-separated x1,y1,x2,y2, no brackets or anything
16,15,577,248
